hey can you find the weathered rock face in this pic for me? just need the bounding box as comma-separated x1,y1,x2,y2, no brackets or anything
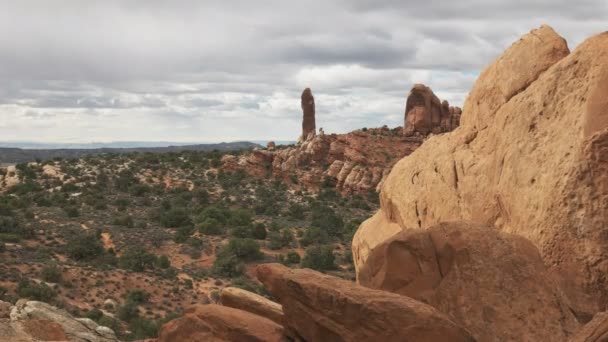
220,287,284,326
158,304,284,342
353,25,608,318
358,222,580,341
404,84,461,136
223,128,422,194
255,263,475,342
301,88,316,141
266,141,276,151
570,312,608,342
2,300,118,342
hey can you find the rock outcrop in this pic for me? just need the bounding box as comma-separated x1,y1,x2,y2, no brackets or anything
301,88,316,142
220,287,284,326
223,127,422,194
570,312,608,342
1,300,118,342
353,25,608,319
158,304,284,342
255,263,475,342
358,222,579,341
404,84,461,136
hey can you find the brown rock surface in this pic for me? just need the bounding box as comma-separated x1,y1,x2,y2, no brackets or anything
358,222,579,341
301,88,316,141
223,128,421,194
404,84,461,136
570,312,608,342
255,263,475,342
354,26,608,317
220,287,284,326
158,304,284,342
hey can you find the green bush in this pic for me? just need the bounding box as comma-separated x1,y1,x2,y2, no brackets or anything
302,245,337,271
156,255,171,269
118,247,157,272
17,279,56,301
252,223,267,240
300,227,330,247
127,289,150,304
160,208,191,228
66,233,104,261
117,301,139,322
311,204,343,237
225,238,262,261
212,249,243,278
64,206,80,218
113,215,134,228
41,263,62,283
198,218,224,235
286,251,301,264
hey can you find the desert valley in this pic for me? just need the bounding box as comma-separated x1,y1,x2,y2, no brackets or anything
0,7,607,342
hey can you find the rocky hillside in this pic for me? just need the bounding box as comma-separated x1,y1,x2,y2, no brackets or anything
221,87,461,194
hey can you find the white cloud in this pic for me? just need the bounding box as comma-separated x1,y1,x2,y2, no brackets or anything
0,0,606,143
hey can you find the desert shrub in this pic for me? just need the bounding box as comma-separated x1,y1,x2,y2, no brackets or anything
64,206,80,218
299,227,330,247
127,289,150,304
0,241,5,252
173,225,194,243
41,262,62,283
86,308,104,321
117,301,139,322
287,203,305,220
267,231,282,250
199,216,227,235
302,245,337,271
17,279,56,301
286,251,301,264
128,318,161,340
156,255,171,269
252,223,267,240
224,238,262,261
212,249,243,278
66,233,104,261
159,208,191,228
119,247,157,272
113,215,134,228
310,203,343,237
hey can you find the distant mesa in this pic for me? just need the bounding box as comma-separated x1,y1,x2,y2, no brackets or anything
404,84,462,137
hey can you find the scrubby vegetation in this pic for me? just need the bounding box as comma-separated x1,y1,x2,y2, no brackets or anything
0,149,378,339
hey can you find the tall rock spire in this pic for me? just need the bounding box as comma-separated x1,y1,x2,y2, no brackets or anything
301,88,316,141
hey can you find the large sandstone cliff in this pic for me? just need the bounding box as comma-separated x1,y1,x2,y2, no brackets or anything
353,25,608,318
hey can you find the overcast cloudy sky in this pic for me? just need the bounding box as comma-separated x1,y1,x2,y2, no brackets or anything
0,0,606,144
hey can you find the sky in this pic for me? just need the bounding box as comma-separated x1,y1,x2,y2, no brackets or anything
0,0,606,144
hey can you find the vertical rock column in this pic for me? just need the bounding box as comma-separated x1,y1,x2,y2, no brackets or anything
301,88,316,142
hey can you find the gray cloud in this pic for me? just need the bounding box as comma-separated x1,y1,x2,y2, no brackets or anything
0,0,606,142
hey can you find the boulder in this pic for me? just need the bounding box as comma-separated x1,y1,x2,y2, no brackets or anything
0,301,10,319
354,26,608,318
255,263,475,342
9,300,118,341
358,222,580,341
301,88,316,141
158,304,284,342
570,312,608,342
220,287,284,326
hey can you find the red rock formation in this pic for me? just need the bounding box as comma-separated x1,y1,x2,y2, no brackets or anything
158,304,284,342
222,128,421,194
357,222,579,341
570,312,608,342
354,25,608,321
266,141,276,151
301,88,316,141
403,84,461,136
255,263,475,342
220,287,284,326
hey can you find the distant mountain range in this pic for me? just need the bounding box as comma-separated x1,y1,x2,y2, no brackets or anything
0,141,262,164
